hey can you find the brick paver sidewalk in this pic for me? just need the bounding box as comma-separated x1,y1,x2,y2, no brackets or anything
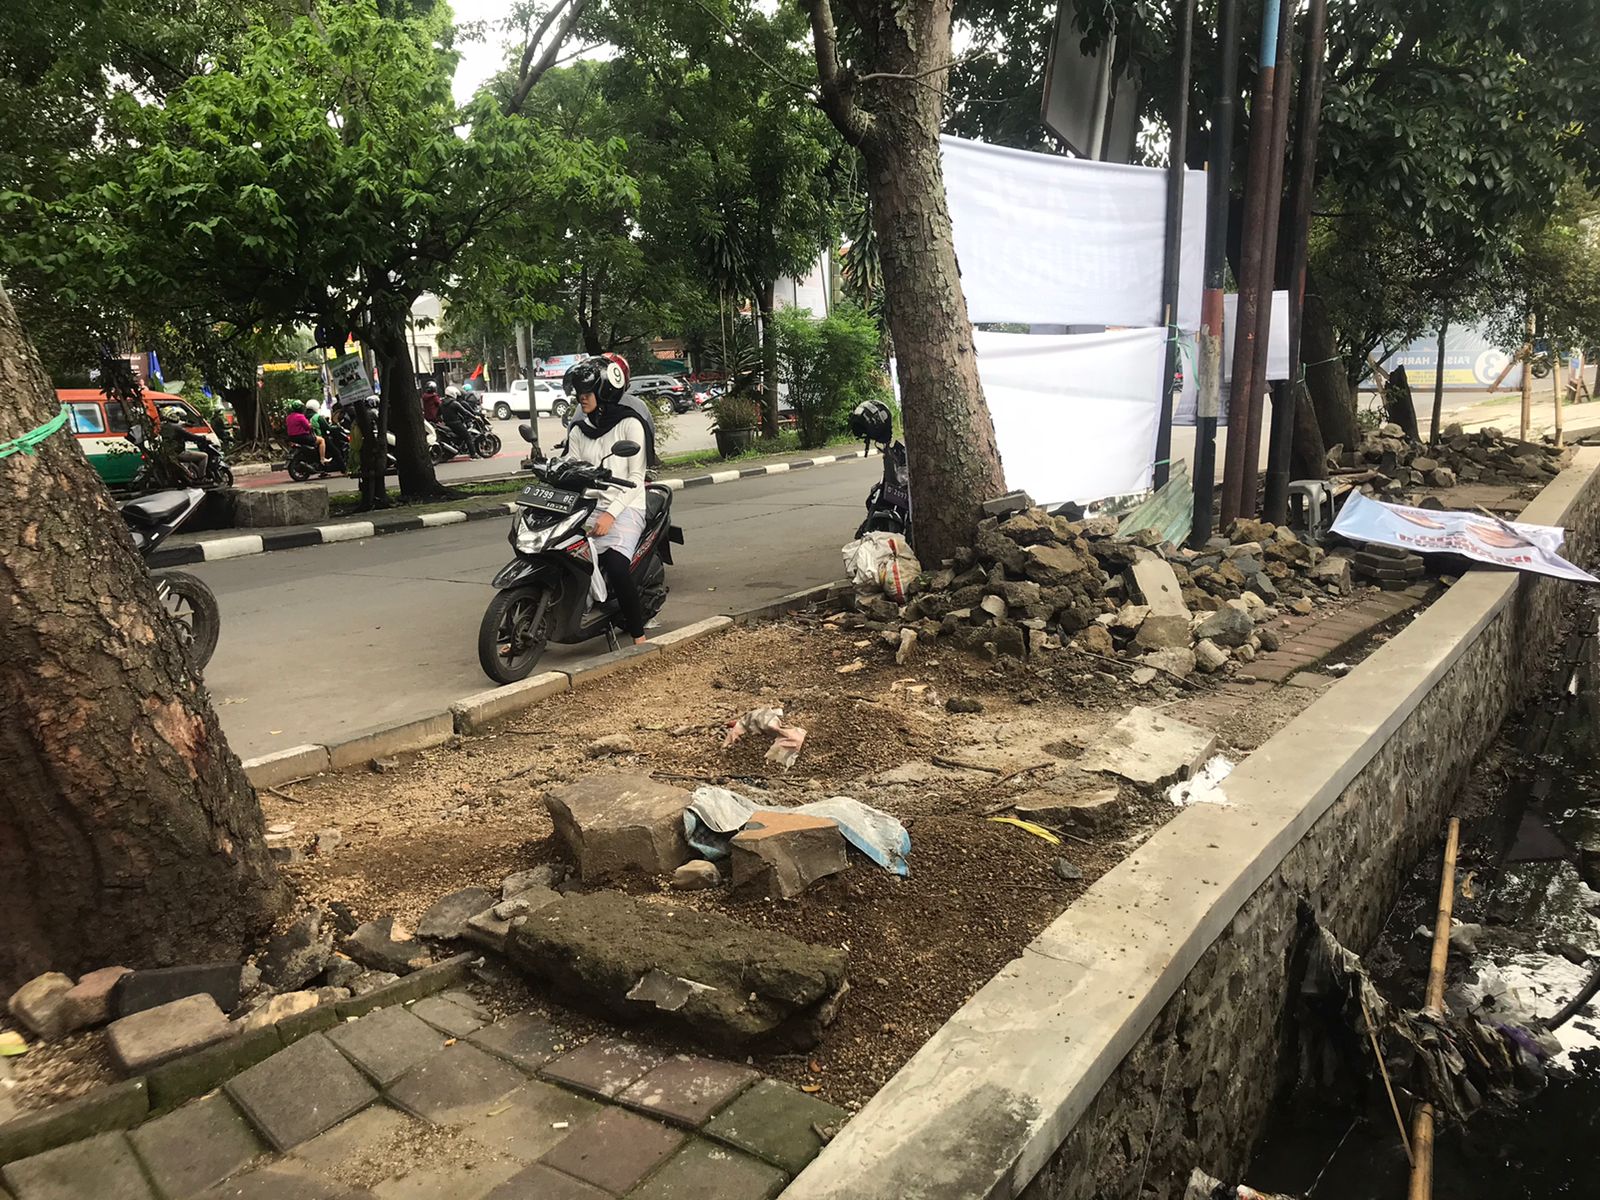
0,991,845,1200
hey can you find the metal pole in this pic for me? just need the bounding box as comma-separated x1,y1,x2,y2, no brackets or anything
1239,0,1295,518
1219,0,1282,525
1153,0,1197,490
1191,0,1242,546
1263,0,1327,522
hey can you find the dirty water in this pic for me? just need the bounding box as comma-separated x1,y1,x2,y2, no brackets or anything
1248,591,1600,1197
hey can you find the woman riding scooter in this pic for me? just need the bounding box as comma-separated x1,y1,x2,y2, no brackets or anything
562,356,651,644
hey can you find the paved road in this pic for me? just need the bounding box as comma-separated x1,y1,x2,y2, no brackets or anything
237,410,717,492
197,458,875,758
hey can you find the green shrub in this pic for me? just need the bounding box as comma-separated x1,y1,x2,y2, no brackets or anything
773,303,890,449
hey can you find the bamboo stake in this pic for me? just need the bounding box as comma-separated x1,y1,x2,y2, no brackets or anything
1408,816,1461,1200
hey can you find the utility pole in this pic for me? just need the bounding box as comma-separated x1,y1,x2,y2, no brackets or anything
1191,0,1242,546
1220,0,1283,525
1153,0,1197,490
1264,0,1329,521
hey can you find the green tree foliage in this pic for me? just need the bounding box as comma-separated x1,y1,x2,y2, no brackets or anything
773,303,889,448
1483,186,1600,362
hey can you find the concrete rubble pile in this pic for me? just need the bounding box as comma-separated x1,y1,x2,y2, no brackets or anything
1337,422,1567,499
846,505,1347,677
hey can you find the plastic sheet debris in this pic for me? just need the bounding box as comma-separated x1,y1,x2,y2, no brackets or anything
1166,755,1234,807
986,816,1062,844
627,969,718,1013
842,531,922,602
0,1032,26,1057
684,787,911,876
723,707,807,769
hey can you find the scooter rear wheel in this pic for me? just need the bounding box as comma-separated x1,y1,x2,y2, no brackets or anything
155,570,221,670
478,585,552,684
286,453,313,483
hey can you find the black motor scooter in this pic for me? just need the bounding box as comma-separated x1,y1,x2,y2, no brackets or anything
120,484,222,670
476,426,683,684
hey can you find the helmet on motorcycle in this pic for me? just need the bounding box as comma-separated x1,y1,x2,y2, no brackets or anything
305,398,321,415
444,385,462,399
563,356,628,405
422,379,438,391
290,401,306,414
159,405,186,424
848,398,893,446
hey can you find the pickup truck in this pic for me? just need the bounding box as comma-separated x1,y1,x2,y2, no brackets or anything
475,377,571,421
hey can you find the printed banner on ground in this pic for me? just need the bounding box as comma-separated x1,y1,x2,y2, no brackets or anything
1331,492,1597,583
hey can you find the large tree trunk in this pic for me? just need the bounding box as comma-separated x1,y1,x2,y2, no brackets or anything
371,301,442,499
1302,281,1360,452
806,0,1006,563
1289,387,1328,480
758,280,780,438
0,285,289,992
224,385,259,449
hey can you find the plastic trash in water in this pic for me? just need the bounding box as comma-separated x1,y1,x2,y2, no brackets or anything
723,708,807,769
683,786,911,876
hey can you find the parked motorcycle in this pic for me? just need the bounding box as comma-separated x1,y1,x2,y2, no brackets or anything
426,419,496,464
476,426,684,684
120,487,221,670
468,409,502,458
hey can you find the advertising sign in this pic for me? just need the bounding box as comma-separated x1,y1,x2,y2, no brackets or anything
329,353,374,405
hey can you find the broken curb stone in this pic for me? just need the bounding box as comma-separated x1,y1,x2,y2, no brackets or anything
59,966,132,1033
259,911,334,992
730,812,849,899
341,917,432,975
418,887,496,941
8,973,74,1041
545,773,692,881
507,890,847,1050
1078,706,1218,788
114,962,242,1019
106,994,233,1074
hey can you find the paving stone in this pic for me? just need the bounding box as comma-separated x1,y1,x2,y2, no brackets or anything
703,1079,847,1175
327,1006,449,1087
616,1056,760,1128
0,1132,155,1200
115,964,242,1020
370,1154,520,1200
385,1043,526,1123
200,1167,357,1199
226,1033,378,1151
458,1081,600,1163
483,1164,608,1200
58,967,132,1033
129,1092,265,1199
6,975,74,1042
537,1108,684,1196
106,994,234,1074
465,1015,570,1073
288,1106,417,1177
538,1036,665,1099
416,889,496,942
627,1138,787,1200
0,1080,149,1166
407,995,486,1038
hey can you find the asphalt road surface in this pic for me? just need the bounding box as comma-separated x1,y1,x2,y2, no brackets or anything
197,457,875,758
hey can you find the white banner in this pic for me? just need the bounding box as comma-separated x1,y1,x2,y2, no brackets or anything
974,327,1167,505
1173,290,1291,426
1331,492,1597,583
941,135,1205,329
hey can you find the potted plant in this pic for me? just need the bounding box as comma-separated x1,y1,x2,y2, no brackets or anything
709,390,763,457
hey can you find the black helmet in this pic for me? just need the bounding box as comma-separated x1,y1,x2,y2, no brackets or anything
563,356,627,405
849,398,893,445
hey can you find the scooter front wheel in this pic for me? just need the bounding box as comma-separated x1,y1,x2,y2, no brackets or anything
478,585,552,684
475,433,502,458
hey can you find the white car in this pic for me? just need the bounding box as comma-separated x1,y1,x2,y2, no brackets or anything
480,378,571,421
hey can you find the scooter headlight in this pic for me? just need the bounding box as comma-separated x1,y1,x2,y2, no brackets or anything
513,508,584,554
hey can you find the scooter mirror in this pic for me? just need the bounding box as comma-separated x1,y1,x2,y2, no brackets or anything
610,440,641,459
517,423,534,444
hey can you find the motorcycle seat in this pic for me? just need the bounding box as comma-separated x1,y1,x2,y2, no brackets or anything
121,490,191,526
645,484,670,524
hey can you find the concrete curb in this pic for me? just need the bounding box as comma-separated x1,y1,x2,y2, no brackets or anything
782,451,1600,1200
152,450,874,568
241,580,848,786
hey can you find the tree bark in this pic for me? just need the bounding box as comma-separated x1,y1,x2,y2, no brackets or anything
1385,364,1420,440
0,284,289,992
1289,386,1328,480
805,0,1006,562
371,300,441,498
1301,281,1360,452
758,280,780,439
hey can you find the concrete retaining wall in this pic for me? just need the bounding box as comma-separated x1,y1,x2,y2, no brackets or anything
786,449,1600,1200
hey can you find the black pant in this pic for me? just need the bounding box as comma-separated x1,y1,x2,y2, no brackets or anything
599,548,645,638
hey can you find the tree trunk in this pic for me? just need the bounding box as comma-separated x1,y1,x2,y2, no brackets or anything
1301,282,1360,452
1385,364,1420,441
372,303,441,498
758,280,780,438
805,0,1006,562
1289,386,1328,480
0,284,289,992
225,385,259,450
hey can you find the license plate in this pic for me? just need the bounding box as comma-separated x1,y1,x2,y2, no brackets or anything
517,483,581,514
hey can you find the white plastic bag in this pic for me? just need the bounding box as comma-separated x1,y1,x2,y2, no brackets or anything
841,532,921,603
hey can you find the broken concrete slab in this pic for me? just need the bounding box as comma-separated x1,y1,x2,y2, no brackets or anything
58,967,132,1033
1139,647,1196,679
340,917,431,975
501,865,566,898
1312,554,1354,594
416,887,496,942
1194,606,1255,648
544,774,692,881
465,887,560,954
8,973,75,1042
730,812,849,899
105,995,234,1075
259,911,334,992
1129,553,1193,651
238,991,328,1034
1013,787,1123,829
507,890,848,1050
1078,706,1217,789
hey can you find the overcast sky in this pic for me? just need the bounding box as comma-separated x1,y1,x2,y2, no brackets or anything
450,0,520,105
